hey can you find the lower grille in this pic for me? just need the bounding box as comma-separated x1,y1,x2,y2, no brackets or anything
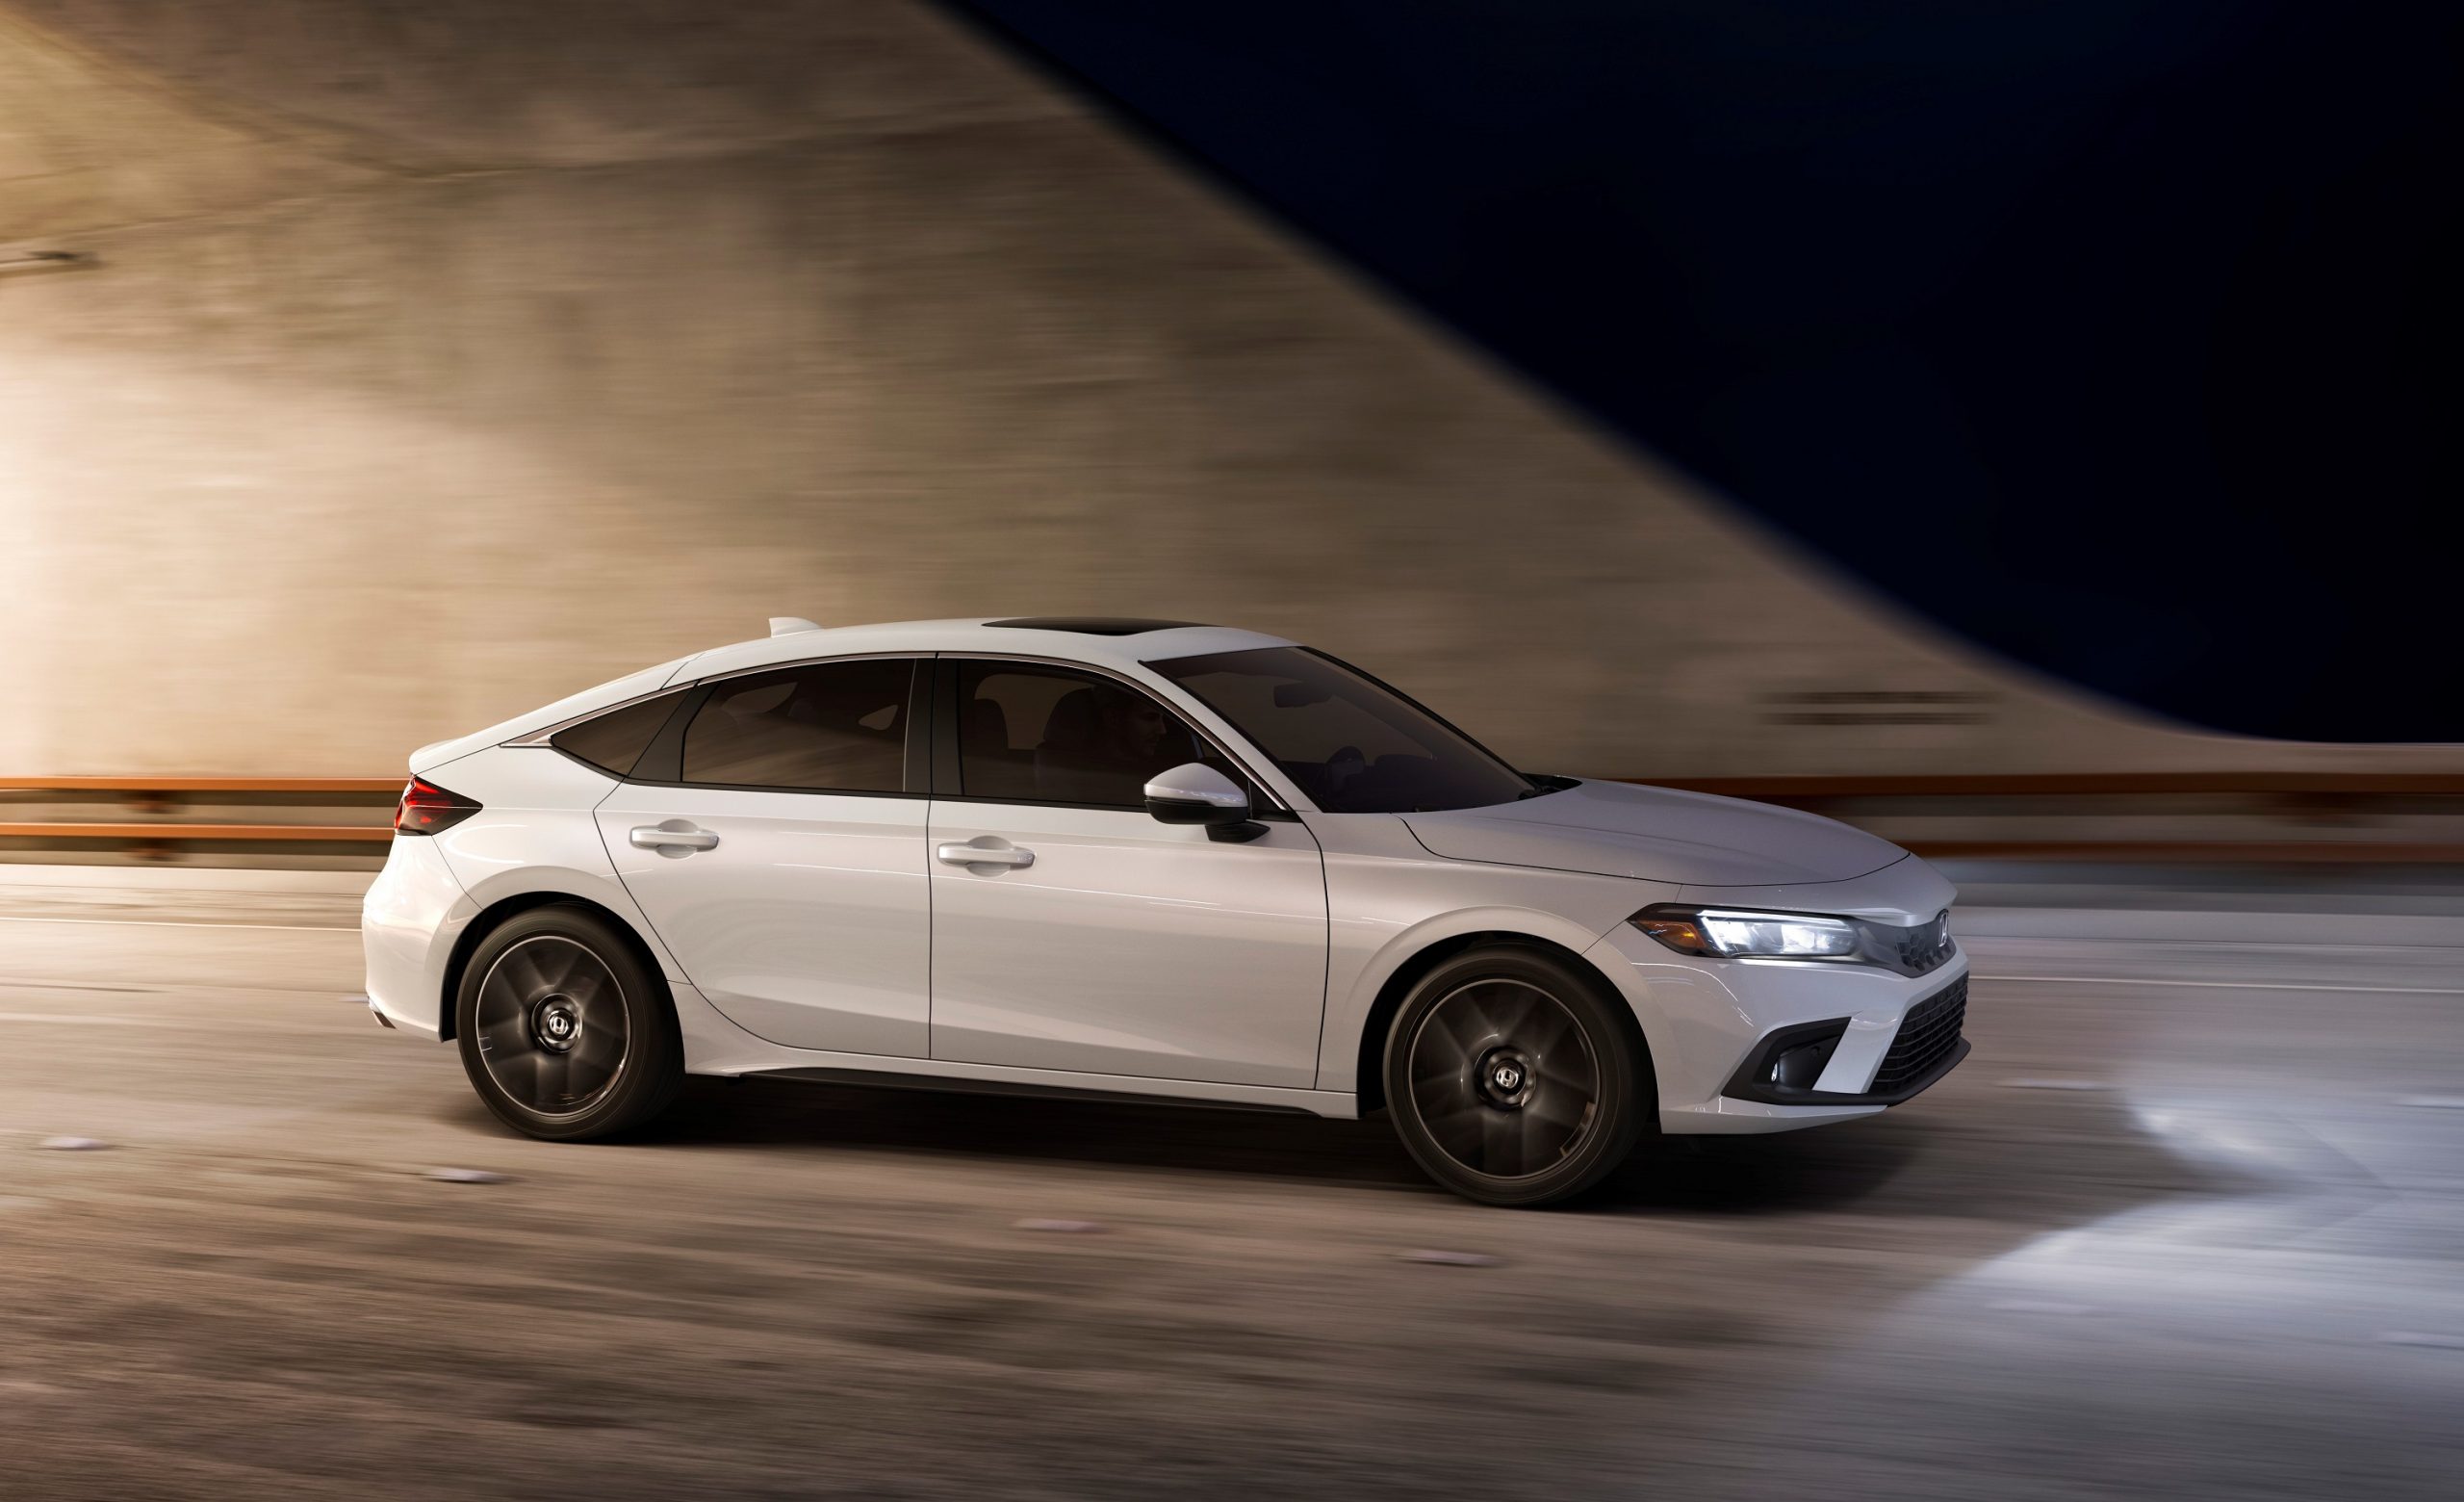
1872,976,1966,1094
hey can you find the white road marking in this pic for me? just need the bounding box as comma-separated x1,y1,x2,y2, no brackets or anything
1976,974,2464,996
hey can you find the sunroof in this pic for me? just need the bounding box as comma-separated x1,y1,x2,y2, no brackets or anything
984,617,1212,635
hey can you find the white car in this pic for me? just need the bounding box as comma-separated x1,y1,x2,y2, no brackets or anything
364,617,1967,1205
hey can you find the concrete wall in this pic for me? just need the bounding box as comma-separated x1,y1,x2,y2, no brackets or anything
3,1,2450,778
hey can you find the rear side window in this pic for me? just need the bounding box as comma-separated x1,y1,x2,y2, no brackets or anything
551,691,685,777
681,659,915,793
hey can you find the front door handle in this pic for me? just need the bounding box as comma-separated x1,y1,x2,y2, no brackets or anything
937,841,1034,869
631,825,719,851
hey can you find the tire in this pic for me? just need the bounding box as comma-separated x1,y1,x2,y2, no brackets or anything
1383,946,1649,1206
454,905,682,1142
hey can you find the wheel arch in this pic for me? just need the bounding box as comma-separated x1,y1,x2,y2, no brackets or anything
437,890,668,1042
1349,929,1652,1117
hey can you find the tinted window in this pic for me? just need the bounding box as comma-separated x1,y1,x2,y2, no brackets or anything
681,659,914,792
1148,647,1532,813
956,660,1255,809
552,691,684,777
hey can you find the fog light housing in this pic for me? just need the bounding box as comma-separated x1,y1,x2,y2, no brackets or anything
1721,1017,1854,1103
1769,1031,1843,1092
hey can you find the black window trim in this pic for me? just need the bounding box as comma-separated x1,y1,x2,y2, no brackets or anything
607,653,934,798
931,653,1299,817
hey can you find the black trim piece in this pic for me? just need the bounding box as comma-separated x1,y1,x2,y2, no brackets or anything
985,616,1211,634
753,1067,1316,1115
931,655,963,797
1720,976,1970,1107
629,681,708,785
901,657,934,797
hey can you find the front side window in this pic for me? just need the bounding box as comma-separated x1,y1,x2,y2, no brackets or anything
680,659,915,792
1148,647,1532,813
954,660,1256,809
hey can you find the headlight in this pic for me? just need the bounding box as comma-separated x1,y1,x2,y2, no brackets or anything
1629,904,1862,960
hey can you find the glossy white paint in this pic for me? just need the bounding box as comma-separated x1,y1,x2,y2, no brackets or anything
1307,808,1669,1093
366,619,1974,1139
928,802,1328,1087
360,828,472,1038
595,784,931,1055
1403,777,1905,885
1586,915,1970,1127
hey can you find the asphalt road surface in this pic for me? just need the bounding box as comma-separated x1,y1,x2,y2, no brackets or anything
2,876,2460,1500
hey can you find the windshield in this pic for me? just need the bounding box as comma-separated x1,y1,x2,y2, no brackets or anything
1147,647,1536,814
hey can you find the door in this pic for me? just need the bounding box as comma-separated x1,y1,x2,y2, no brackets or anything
597,656,932,1055
927,658,1328,1088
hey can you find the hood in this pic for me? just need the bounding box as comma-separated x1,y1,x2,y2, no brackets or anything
1401,779,1908,887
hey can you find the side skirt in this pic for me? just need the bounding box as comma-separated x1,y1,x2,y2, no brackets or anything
756,1067,1324,1116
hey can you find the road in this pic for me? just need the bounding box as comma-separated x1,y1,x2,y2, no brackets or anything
2,875,2460,1500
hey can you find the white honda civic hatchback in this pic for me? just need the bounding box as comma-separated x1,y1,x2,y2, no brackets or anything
364,617,1968,1205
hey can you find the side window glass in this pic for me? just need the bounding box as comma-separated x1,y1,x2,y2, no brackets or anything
680,659,914,792
551,690,686,777
955,661,1254,809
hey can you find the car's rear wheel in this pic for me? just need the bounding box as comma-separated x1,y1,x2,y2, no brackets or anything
1384,946,1648,1206
454,905,681,1141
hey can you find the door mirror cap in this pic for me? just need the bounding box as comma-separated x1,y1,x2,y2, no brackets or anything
1144,763,1250,825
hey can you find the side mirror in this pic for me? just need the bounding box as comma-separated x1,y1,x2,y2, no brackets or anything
1143,763,1267,842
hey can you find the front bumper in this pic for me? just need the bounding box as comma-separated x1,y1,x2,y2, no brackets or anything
1582,861,1972,1135
1717,974,1970,1107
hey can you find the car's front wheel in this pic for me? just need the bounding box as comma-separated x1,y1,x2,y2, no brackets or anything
454,905,682,1141
1384,946,1649,1206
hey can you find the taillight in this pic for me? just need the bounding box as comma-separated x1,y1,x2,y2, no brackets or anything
396,777,481,836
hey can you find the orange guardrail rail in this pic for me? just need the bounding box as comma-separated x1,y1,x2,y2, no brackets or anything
1,773,2460,861
0,777,401,855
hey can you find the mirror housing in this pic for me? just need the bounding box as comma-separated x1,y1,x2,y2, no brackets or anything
1143,763,1267,842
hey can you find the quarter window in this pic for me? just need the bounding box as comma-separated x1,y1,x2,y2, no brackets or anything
680,659,915,793
551,690,686,778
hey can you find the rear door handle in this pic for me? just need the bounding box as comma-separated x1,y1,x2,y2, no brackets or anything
631,825,719,851
937,842,1034,868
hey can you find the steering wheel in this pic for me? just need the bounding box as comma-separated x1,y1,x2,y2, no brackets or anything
1325,744,1366,793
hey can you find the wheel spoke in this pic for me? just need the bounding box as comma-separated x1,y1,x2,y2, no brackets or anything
1407,977,1604,1182
475,938,627,1118
537,1050,574,1104
573,1020,626,1071
1423,1103,1487,1163
1479,983,1540,1039
1525,1080,1593,1132
1478,1107,1524,1177
498,945,553,1000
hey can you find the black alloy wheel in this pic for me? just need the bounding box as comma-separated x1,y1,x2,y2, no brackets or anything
1385,947,1648,1206
455,905,681,1141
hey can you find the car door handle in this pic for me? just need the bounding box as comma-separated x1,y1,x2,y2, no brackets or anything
937,842,1034,868
630,826,719,851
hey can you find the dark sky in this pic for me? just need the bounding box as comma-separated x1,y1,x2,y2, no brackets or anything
945,1,2455,742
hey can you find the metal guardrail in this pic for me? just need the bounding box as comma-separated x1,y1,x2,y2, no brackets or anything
1,773,2460,863
0,778,401,858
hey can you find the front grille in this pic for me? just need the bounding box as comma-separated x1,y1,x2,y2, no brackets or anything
1872,976,1966,1094
1864,909,1955,976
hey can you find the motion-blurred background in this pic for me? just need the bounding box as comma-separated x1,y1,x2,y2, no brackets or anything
0,5,2456,1500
